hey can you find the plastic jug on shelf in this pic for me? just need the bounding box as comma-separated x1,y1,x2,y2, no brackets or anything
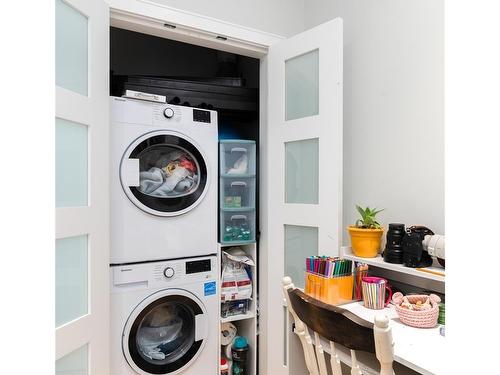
231,336,249,375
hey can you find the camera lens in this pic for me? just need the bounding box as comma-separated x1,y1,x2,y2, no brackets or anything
383,223,405,264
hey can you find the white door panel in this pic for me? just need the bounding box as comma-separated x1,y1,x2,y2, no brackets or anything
263,19,343,375
55,0,109,373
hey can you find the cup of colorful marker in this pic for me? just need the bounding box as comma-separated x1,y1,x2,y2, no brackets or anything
304,256,355,305
361,276,393,310
353,262,369,300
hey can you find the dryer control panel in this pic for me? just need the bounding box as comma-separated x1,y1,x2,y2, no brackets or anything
110,97,218,131
111,255,217,291
192,109,211,123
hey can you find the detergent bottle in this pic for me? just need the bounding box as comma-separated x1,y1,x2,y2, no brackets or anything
231,336,249,375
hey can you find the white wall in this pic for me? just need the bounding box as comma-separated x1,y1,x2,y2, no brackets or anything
147,0,445,240
148,0,305,37
305,0,445,241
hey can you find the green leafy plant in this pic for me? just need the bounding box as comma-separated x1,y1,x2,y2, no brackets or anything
355,205,384,229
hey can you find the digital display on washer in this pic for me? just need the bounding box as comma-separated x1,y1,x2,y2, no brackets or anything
193,109,211,123
186,259,211,274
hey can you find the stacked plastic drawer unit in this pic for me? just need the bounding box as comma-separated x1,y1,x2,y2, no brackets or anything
219,140,256,245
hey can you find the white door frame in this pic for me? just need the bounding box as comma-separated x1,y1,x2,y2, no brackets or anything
107,0,284,58
105,2,287,374
56,0,110,372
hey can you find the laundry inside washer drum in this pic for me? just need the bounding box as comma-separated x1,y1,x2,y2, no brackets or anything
137,145,201,198
136,303,195,364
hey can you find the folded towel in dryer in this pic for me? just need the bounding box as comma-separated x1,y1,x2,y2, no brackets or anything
139,167,165,194
139,166,196,197
157,166,190,193
138,148,199,197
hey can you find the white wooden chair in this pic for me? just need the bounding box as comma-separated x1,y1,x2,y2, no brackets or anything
283,276,395,375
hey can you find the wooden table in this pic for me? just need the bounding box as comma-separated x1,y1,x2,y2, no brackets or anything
344,301,444,374
305,246,446,374
340,246,444,373
319,301,445,375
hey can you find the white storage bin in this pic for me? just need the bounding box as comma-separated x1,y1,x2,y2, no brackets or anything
220,140,256,177
220,177,256,210
220,211,256,244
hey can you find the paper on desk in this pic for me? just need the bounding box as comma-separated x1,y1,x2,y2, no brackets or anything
341,301,398,322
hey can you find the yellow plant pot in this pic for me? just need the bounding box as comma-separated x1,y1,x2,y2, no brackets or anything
347,226,384,258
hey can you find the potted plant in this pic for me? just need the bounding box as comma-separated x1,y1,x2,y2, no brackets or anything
348,205,384,258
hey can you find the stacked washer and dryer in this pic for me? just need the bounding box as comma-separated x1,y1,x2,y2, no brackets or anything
110,97,219,375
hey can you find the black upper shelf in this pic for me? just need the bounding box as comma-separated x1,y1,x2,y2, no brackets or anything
111,74,258,113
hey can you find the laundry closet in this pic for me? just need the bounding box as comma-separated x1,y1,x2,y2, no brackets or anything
105,9,343,375
109,26,261,375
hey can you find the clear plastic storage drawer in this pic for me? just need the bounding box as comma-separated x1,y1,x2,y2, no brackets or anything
219,140,256,177
220,177,256,210
220,211,256,244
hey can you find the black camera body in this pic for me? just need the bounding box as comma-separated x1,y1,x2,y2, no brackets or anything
402,226,434,268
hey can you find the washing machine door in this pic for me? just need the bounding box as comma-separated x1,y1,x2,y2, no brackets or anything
123,289,208,375
120,130,209,217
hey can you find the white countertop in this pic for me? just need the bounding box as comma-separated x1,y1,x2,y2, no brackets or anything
333,301,445,375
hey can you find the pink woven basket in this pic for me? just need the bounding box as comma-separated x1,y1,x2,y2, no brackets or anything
392,292,441,328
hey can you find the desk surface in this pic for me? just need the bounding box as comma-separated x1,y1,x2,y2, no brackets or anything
339,301,445,375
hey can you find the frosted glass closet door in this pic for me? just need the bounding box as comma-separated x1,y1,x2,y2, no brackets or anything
55,0,109,373
264,19,343,375
56,0,88,96
285,49,319,121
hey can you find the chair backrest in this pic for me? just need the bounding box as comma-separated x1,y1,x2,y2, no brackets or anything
283,276,395,375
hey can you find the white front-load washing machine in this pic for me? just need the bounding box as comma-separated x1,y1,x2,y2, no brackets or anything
110,97,218,264
111,255,218,375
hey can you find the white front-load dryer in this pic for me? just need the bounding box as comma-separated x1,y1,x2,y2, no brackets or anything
111,255,218,375
110,97,218,264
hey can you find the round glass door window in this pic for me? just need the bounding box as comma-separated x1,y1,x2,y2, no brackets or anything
124,294,205,375
121,131,209,216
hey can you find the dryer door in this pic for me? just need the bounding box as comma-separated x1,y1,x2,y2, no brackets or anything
123,289,208,375
121,130,209,217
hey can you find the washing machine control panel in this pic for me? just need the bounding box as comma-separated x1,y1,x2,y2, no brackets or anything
186,258,212,274
163,266,175,278
152,257,216,284
112,256,216,290
153,262,183,282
